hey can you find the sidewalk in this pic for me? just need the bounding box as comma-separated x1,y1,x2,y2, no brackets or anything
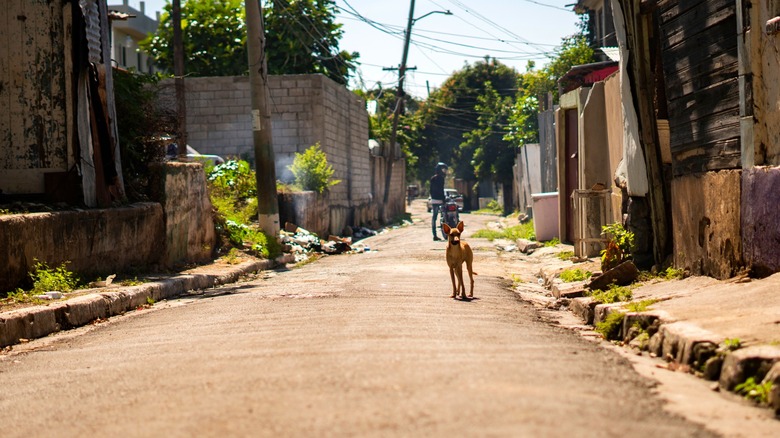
509,242,780,413
0,255,289,349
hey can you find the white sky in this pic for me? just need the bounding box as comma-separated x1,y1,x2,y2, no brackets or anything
121,0,581,98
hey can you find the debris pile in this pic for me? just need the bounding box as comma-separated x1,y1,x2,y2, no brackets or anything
280,222,374,263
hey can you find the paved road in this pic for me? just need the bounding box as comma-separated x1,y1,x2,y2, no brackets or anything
0,205,717,437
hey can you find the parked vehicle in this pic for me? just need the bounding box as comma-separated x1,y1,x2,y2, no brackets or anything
166,143,225,167
427,189,464,212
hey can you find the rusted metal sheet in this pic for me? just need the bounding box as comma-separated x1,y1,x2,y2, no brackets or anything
0,0,69,194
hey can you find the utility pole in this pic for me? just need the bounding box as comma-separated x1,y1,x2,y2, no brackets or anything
246,0,280,236
382,0,416,222
172,0,187,159
383,3,451,221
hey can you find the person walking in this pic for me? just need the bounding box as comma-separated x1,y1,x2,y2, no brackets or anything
430,162,447,241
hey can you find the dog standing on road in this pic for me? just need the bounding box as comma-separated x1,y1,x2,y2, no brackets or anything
442,221,476,299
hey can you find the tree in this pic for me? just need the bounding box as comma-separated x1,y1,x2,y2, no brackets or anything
506,35,594,147
407,57,518,184
141,0,358,84
264,0,358,85
141,0,248,77
355,87,422,180
462,82,515,213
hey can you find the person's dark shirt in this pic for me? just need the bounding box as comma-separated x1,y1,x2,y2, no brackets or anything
430,172,445,201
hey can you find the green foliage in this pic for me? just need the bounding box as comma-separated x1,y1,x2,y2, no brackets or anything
505,35,595,148
146,296,156,306
588,283,633,304
559,268,592,283
723,338,742,351
141,0,357,84
288,143,341,193
119,277,145,286
208,160,257,199
595,311,625,340
623,299,658,313
222,248,243,265
557,250,575,260
544,238,561,247
463,82,516,190
472,222,535,242
406,58,519,183
113,69,175,201
219,220,281,259
661,267,685,280
207,160,280,260
600,223,635,271
29,261,79,294
735,377,773,405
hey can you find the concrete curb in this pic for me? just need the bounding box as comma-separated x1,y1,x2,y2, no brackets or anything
0,258,279,348
528,268,780,413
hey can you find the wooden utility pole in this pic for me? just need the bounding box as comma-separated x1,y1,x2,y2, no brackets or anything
382,0,416,221
246,0,280,236
172,0,187,158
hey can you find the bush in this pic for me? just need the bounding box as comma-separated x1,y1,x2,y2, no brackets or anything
601,223,635,271
288,143,340,193
113,70,176,201
208,160,257,199
29,261,79,293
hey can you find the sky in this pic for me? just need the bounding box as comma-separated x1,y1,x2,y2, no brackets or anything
121,0,582,98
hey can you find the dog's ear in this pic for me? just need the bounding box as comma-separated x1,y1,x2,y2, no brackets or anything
457,221,464,232
442,223,451,234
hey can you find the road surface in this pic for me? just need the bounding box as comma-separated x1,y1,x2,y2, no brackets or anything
0,203,733,437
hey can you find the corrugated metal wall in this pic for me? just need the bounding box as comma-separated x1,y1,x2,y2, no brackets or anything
0,0,69,194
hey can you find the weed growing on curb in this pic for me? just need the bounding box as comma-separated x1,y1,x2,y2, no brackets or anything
29,260,79,294
559,268,592,283
595,312,625,339
146,296,155,306
735,377,773,405
544,238,560,247
723,338,742,351
222,248,243,265
556,250,574,261
623,299,658,312
119,277,145,286
588,283,633,304
661,267,685,280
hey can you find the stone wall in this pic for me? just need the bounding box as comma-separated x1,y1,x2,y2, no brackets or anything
672,171,742,279
0,203,165,291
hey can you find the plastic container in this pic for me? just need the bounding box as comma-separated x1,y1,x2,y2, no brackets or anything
531,192,559,242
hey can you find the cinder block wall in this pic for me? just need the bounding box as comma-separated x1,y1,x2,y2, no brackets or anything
159,74,398,233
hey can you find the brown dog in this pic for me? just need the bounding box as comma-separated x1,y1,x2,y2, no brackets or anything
442,221,477,299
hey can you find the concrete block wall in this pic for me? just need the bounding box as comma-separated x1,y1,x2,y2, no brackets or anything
158,74,401,233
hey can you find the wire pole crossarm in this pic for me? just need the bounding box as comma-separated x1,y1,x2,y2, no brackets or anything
382,2,451,220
